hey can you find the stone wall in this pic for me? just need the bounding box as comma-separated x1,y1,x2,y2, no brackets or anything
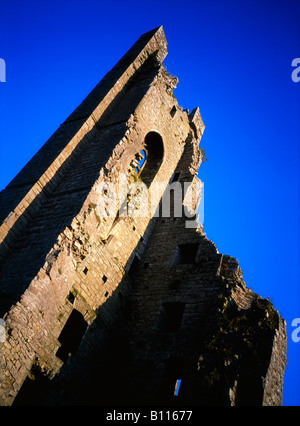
0,26,286,406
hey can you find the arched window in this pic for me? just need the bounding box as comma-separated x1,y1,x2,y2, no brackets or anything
135,131,164,187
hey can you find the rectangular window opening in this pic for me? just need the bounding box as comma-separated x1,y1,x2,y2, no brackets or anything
128,254,140,278
170,106,177,118
66,292,75,304
174,243,199,265
158,302,186,332
56,309,88,363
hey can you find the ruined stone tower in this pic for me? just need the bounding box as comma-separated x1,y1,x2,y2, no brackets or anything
0,26,287,406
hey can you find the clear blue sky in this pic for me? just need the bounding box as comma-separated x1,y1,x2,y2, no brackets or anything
0,0,299,406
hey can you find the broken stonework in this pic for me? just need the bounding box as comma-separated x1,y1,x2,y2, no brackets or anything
0,26,286,406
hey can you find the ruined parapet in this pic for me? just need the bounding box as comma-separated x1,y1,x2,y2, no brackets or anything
0,27,286,406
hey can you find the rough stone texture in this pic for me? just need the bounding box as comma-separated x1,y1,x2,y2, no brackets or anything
0,26,286,406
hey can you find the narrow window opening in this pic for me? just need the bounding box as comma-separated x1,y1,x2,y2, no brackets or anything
105,291,109,298
170,105,177,118
139,132,164,187
67,292,75,304
83,267,88,275
102,275,108,284
56,309,88,363
157,302,186,332
128,254,140,278
174,243,199,265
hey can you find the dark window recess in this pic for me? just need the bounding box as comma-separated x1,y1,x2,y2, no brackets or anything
171,171,180,183
67,292,75,304
128,255,140,278
105,291,109,298
170,279,180,290
158,358,184,400
170,105,177,118
102,275,108,284
56,309,88,363
157,302,186,332
139,132,164,187
174,243,199,265
83,267,88,275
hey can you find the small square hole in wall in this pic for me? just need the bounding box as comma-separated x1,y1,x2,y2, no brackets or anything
83,267,88,275
102,275,108,284
67,292,75,304
105,291,109,298
174,243,199,265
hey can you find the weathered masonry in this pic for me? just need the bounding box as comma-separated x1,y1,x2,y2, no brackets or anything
0,26,287,406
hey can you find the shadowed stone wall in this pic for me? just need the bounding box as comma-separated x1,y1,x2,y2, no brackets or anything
0,26,286,406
